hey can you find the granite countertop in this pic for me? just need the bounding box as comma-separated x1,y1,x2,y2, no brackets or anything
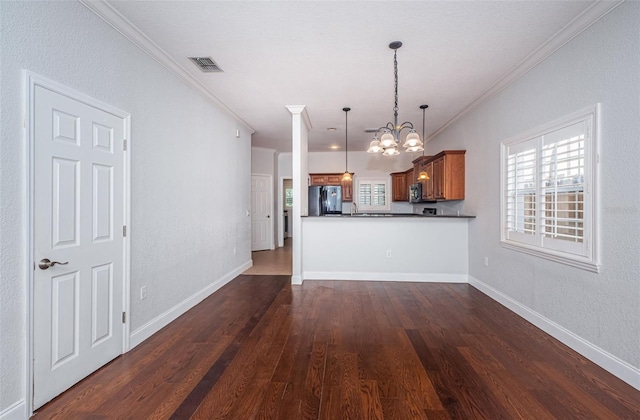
304,213,475,219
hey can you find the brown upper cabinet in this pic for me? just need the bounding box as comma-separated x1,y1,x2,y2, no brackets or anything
340,177,354,203
412,156,432,200
391,168,419,202
309,173,354,202
391,171,409,201
411,150,466,201
310,174,342,185
404,168,414,199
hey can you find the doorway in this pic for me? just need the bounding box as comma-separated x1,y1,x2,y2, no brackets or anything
251,174,273,251
26,72,130,410
282,178,293,241
245,177,292,275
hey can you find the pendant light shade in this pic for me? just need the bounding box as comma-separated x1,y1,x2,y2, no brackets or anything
417,104,430,181
367,138,383,154
341,107,352,182
382,147,400,156
402,131,423,148
379,131,397,149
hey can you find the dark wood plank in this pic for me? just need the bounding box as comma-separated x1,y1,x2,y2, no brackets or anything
360,379,384,420
33,277,640,419
319,385,342,420
254,381,287,420
340,352,366,419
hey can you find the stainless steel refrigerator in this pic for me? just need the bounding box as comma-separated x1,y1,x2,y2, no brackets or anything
308,186,342,215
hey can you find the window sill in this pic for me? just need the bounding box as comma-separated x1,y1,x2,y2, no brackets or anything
500,240,600,273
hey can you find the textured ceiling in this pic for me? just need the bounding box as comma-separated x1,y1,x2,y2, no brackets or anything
107,0,595,153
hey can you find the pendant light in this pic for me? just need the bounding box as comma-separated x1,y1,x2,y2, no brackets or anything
417,104,430,181
341,107,352,182
367,41,423,156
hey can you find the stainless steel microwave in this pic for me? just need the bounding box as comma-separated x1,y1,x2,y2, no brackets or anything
409,183,422,203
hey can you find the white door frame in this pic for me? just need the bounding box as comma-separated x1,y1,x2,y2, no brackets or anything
23,71,131,415
277,176,285,248
251,173,274,251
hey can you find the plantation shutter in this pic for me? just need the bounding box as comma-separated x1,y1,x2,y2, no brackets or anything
540,121,586,254
359,180,387,210
505,138,537,245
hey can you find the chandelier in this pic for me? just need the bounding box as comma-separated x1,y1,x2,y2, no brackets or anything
367,41,423,156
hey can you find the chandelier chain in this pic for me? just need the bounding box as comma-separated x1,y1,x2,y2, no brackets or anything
422,106,426,166
345,110,348,169
393,49,399,117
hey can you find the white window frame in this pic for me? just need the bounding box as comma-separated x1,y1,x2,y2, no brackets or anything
357,178,391,212
500,104,600,272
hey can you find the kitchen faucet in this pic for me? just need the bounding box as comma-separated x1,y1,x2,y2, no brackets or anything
350,202,358,216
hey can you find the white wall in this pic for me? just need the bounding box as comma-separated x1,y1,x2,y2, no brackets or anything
278,152,293,178
0,2,252,416
303,217,469,282
427,2,640,375
308,151,417,213
251,146,277,175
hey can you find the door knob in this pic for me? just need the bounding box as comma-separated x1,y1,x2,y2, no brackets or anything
39,258,69,270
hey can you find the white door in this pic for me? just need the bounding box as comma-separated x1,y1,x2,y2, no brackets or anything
33,85,126,408
251,175,272,251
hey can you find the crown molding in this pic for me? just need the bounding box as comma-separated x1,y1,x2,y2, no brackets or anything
286,105,313,131
428,0,624,142
78,0,255,134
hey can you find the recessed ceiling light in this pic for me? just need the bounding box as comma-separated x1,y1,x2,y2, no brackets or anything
330,145,339,149
327,128,337,132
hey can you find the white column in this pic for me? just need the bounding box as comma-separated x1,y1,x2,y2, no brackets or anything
286,105,311,285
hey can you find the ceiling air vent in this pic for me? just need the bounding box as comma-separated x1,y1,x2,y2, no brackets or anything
188,57,223,73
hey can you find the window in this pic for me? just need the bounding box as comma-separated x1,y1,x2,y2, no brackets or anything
285,188,293,207
357,179,390,211
501,105,599,272
283,179,293,208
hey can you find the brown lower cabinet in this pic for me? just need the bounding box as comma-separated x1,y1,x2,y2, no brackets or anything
309,173,354,202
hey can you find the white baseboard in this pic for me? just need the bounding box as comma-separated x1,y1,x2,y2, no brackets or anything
0,399,26,420
129,260,252,349
469,276,640,391
291,275,303,285
303,271,468,283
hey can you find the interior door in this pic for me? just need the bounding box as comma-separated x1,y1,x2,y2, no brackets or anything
251,174,272,251
33,85,126,408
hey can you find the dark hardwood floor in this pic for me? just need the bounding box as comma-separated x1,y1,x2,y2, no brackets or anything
34,276,640,419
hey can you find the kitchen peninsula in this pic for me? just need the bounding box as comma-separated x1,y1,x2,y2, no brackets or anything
301,213,474,282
